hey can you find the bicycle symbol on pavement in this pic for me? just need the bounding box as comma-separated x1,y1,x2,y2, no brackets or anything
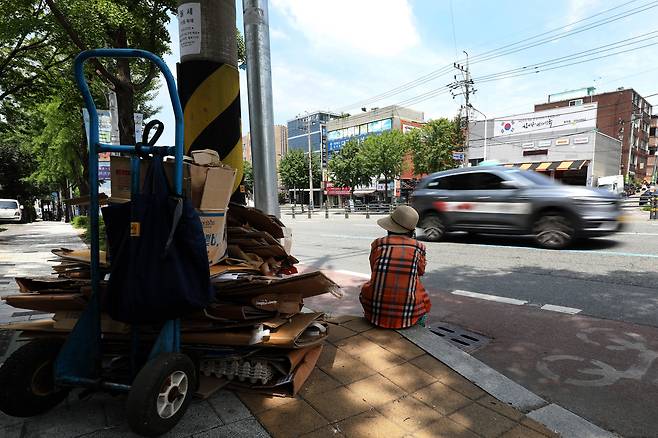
536,327,658,387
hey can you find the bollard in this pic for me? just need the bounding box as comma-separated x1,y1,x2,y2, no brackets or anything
389,203,393,214
652,196,657,220
301,203,304,213
325,202,329,219
291,205,295,219
366,204,370,219
307,206,311,219
345,206,349,219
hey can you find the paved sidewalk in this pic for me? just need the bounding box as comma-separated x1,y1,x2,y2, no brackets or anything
239,316,558,438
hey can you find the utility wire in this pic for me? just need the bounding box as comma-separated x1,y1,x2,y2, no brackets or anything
335,0,656,111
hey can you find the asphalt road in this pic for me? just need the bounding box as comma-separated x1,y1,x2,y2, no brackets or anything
286,211,658,328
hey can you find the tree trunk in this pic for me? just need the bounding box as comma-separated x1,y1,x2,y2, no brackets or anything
113,29,136,145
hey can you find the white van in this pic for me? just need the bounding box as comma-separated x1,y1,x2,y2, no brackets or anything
0,199,23,223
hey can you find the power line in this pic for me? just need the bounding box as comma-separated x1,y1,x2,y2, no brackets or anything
334,0,656,111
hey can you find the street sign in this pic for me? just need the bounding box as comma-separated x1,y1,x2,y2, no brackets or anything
452,152,465,160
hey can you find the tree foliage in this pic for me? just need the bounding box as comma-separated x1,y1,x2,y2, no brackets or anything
278,150,320,190
243,160,253,195
360,130,409,200
327,139,370,198
407,118,463,175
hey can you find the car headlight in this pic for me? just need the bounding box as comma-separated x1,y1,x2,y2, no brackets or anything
572,197,617,206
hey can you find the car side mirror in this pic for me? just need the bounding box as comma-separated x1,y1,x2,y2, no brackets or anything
500,180,520,189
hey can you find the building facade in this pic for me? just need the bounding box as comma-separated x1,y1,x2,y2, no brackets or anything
286,111,340,162
325,106,425,202
242,125,288,184
468,103,622,186
535,88,652,182
648,115,658,184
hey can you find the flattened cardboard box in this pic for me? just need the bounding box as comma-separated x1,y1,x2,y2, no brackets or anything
199,209,227,265
181,312,328,348
190,163,236,210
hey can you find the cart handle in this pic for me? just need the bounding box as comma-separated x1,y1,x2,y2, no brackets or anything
74,48,183,195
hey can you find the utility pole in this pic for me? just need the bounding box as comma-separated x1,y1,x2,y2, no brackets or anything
176,0,245,204
243,0,280,216
306,114,314,211
451,51,475,166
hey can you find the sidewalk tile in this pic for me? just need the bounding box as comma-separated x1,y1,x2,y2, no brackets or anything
501,424,550,438
334,334,381,355
346,374,406,406
327,315,359,324
414,416,480,438
449,403,516,438
341,317,374,333
351,344,406,372
336,410,407,438
316,342,339,368
320,350,377,384
409,354,453,380
1,423,23,438
361,327,403,343
376,395,442,432
411,381,471,415
208,390,252,424
300,425,345,438
237,392,298,415
161,401,223,437
380,337,426,360
299,368,342,397
255,399,326,438
476,395,524,421
304,386,371,422
326,324,358,344
439,372,486,400
379,362,438,393
520,417,559,437
193,418,269,438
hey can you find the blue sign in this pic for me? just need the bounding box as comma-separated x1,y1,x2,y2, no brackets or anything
452,152,465,160
98,162,111,180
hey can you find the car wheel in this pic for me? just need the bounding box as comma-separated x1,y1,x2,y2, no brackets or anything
420,214,445,242
533,214,574,249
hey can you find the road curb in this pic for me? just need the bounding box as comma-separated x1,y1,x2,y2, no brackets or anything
398,325,618,438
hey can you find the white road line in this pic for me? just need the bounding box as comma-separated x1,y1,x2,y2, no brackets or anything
333,269,371,279
540,304,582,314
451,290,528,305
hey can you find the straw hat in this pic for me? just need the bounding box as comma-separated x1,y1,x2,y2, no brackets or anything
377,205,419,234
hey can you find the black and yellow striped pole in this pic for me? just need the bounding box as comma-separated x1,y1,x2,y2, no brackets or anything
176,0,245,203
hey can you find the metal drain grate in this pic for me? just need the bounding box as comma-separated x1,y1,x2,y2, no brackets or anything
429,322,491,352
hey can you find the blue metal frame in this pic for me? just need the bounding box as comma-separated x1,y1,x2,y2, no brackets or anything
55,49,184,387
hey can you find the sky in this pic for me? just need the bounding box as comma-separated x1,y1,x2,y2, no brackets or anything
152,0,658,145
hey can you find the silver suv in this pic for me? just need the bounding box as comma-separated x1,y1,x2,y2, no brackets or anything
410,166,622,249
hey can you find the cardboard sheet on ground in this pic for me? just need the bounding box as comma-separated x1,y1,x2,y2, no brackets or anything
4,293,87,312
51,248,108,268
215,271,340,301
181,312,327,348
227,204,285,239
14,277,90,293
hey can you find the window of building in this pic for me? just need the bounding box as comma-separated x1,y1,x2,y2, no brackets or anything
569,99,583,106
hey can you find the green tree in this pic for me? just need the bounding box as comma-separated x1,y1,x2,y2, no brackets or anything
278,150,320,201
243,160,253,195
361,130,409,201
327,139,370,199
407,118,463,175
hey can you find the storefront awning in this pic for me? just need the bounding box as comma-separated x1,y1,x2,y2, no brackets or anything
502,160,589,172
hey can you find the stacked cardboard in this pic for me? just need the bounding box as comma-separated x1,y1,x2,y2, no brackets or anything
1,154,338,397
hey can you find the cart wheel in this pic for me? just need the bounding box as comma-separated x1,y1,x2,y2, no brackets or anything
126,353,196,437
0,337,69,417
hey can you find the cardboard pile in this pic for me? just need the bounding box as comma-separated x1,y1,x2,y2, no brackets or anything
1,154,338,398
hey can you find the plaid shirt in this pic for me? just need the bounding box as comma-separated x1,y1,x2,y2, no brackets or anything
360,235,431,329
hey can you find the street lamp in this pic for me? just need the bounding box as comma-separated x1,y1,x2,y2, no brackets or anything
468,104,487,162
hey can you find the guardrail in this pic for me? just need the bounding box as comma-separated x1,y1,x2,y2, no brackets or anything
281,203,405,218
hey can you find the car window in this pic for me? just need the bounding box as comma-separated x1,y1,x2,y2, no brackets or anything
0,201,18,209
468,172,508,190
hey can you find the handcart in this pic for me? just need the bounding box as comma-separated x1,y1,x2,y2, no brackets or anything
0,49,201,436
